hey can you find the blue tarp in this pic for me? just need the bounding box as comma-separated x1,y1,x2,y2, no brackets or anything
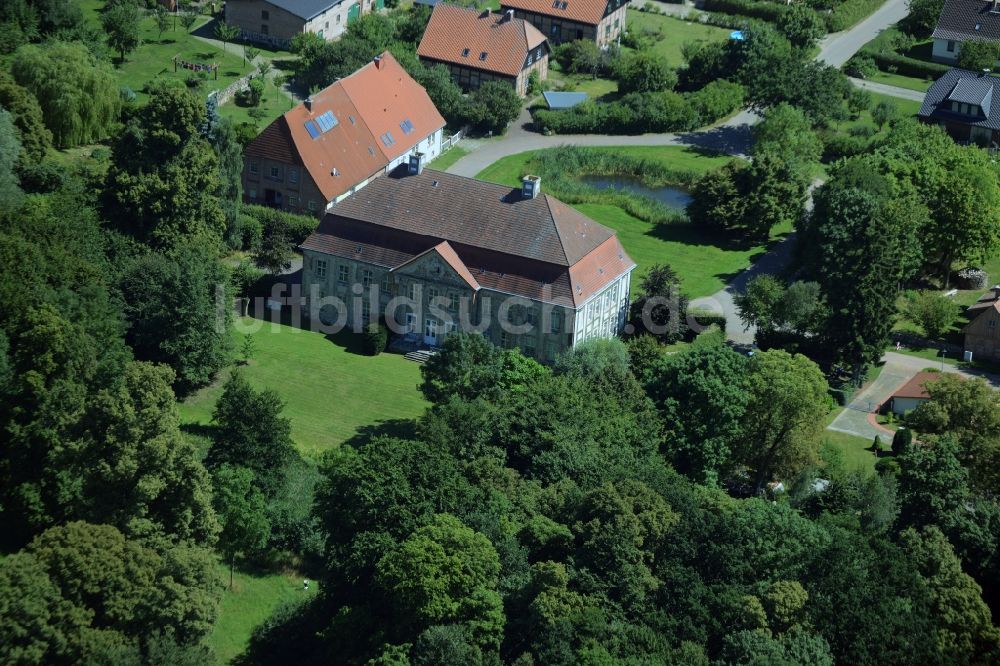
542,91,590,110
730,30,745,41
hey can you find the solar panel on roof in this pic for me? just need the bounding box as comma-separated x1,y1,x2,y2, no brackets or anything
304,120,320,139
316,110,338,132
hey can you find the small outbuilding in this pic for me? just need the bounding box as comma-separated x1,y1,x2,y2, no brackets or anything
888,371,948,416
542,91,589,109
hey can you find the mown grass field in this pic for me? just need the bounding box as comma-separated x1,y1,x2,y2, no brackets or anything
476,146,781,298
822,429,880,475
429,144,471,171
178,318,428,457
205,563,316,664
627,10,732,67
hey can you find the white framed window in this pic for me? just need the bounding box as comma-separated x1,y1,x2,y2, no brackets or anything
338,265,349,283
381,274,393,294
500,331,512,348
551,311,562,333
361,299,371,321
449,292,460,311
289,168,299,184
249,160,259,174
288,195,298,208
308,200,318,211
545,340,557,361
270,165,281,179
427,287,438,302
362,269,373,287
315,259,327,278
409,282,419,300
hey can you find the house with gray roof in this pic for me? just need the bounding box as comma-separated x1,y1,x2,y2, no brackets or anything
225,0,381,47
918,69,1000,146
932,0,1000,64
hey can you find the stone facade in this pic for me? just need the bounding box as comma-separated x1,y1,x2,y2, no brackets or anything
300,246,631,361
225,0,378,47
965,305,1000,361
503,0,627,46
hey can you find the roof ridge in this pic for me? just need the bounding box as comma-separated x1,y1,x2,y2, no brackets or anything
543,193,571,265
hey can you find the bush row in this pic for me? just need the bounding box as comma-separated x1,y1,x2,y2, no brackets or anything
701,0,788,24
825,0,887,32
533,80,744,136
854,48,950,79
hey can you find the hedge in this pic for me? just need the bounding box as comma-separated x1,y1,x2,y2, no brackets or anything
701,0,787,23
687,310,727,333
858,48,950,80
241,203,318,245
826,0,888,32
533,81,744,135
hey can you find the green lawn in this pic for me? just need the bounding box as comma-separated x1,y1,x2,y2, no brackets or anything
475,146,759,298
866,70,934,93
574,203,791,298
218,85,297,128
822,429,879,476
178,317,428,457
627,10,731,68
429,144,471,171
206,563,316,664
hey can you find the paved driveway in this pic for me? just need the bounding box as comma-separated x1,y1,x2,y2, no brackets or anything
816,0,908,67
827,351,1000,441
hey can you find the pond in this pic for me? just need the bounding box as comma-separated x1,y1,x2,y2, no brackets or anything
580,175,693,210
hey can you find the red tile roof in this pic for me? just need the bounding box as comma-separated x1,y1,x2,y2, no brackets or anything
501,0,614,27
417,5,548,77
893,371,950,400
299,167,635,307
244,52,445,202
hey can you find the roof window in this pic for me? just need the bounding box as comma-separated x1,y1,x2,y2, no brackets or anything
479,51,488,61
462,47,470,57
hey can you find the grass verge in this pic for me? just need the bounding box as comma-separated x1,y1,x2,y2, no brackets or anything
429,144,471,171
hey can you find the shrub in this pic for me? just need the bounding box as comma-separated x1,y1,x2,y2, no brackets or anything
955,267,988,290
826,0,886,31
688,79,745,123
614,52,677,93
242,204,317,244
363,322,388,356
902,291,956,340
687,310,727,334
891,427,912,456
844,54,878,79
957,40,1000,72
861,48,949,79
820,130,872,160
701,0,788,23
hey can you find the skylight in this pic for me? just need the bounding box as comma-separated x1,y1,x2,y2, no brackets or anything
400,118,415,135
479,51,488,61
462,48,470,57
304,120,320,139
316,110,339,132
380,131,396,147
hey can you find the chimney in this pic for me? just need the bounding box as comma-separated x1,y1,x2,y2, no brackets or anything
502,9,514,22
373,55,382,69
481,8,492,18
408,151,426,176
521,174,541,199
304,96,313,111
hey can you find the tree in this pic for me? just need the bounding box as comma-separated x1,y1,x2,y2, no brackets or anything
647,344,751,483
207,370,296,498
555,39,603,77
872,99,897,129
899,526,1000,662
628,263,688,343
180,9,198,32
902,291,956,339
154,5,170,39
214,21,240,55
553,337,631,381
906,0,945,35
776,3,826,49
11,41,120,148
79,361,220,543
213,465,271,588
254,201,293,272
101,0,141,63
244,44,260,65
614,52,677,93
739,350,830,493
119,246,232,394
0,107,23,210
958,39,1000,72
211,118,244,250
753,102,821,177
847,87,872,118
735,275,786,333
0,70,52,162
466,81,521,134
419,332,545,404
376,514,504,649
805,174,923,373
892,427,913,456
